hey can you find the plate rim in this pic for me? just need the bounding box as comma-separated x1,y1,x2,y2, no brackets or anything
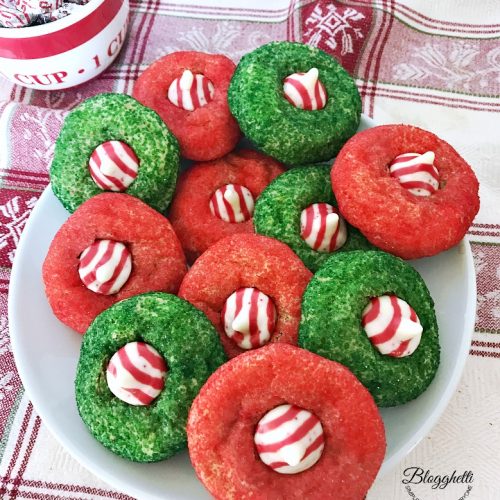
8,130,476,498
379,235,476,476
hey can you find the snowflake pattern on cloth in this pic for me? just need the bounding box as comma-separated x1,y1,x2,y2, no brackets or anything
0,194,38,266
302,1,373,73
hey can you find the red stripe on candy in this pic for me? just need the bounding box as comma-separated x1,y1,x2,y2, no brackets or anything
137,343,167,372
249,289,261,348
361,298,380,326
102,141,138,178
202,75,211,103
100,172,127,191
79,240,99,268
314,203,328,250
256,414,319,454
118,348,164,390
97,244,129,295
267,460,289,469
328,216,340,252
176,78,183,108
123,387,154,405
410,307,417,322
191,78,201,109
301,205,314,240
222,185,236,222
390,339,411,357
369,296,402,345
314,78,322,109
287,78,313,110
234,184,251,221
234,288,244,323
303,432,325,460
266,298,275,339
210,193,222,220
390,154,419,165
256,405,302,433
392,163,439,181
399,180,437,193
81,240,115,283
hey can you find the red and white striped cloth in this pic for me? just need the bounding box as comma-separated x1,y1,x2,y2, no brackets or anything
221,287,277,349
89,141,139,192
78,239,132,295
167,69,214,111
283,68,327,110
254,404,325,474
209,184,254,223
106,342,167,406
300,203,347,252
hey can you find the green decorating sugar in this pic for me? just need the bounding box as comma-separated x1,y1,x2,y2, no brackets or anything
50,93,179,213
253,165,373,272
75,292,226,462
228,41,361,165
299,251,440,407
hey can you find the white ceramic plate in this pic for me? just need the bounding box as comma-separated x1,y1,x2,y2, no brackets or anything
9,116,476,499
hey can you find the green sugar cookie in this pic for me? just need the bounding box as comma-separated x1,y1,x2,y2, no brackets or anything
228,41,361,165
75,292,226,462
51,93,179,213
253,165,372,272
299,251,440,407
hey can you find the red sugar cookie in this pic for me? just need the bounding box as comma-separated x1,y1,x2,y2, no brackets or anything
178,234,312,359
169,149,285,263
133,51,240,161
331,125,479,259
188,343,386,500
43,193,187,333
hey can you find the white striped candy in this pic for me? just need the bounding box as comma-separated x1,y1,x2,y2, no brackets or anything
362,295,422,358
221,287,277,350
167,69,215,111
283,68,327,111
300,203,347,252
254,404,325,474
209,184,255,223
15,0,62,15
106,341,167,406
78,239,132,295
389,151,439,196
0,4,31,27
89,140,139,192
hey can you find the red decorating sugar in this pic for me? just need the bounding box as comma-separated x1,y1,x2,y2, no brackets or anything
169,149,284,263
42,193,187,333
331,125,479,259
178,234,312,359
188,344,386,500
133,51,240,161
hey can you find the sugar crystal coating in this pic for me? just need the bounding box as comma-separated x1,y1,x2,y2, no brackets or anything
299,250,439,407
51,93,179,213
228,41,361,165
254,165,372,272
188,344,386,499
76,292,226,462
331,125,480,259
